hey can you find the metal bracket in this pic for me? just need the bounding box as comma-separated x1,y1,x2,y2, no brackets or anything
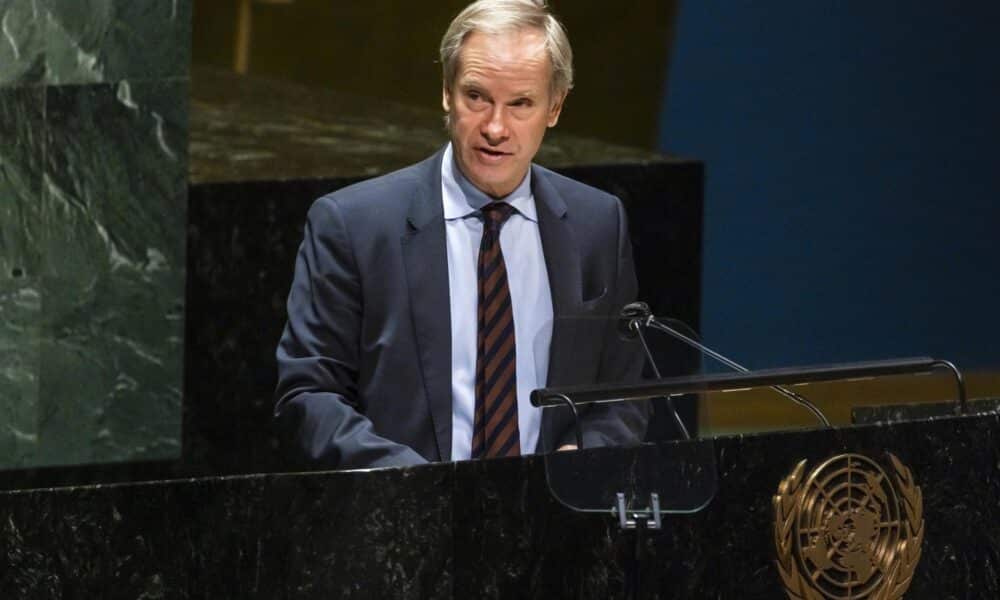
613,492,662,530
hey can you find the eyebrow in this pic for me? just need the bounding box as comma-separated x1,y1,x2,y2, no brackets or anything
459,81,539,99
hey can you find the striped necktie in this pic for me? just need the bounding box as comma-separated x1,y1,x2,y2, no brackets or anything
471,201,520,458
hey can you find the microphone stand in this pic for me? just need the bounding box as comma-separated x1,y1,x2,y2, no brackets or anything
625,304,832,428
628,320,692,440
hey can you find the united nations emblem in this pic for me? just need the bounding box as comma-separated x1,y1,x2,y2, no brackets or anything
773,453,924,599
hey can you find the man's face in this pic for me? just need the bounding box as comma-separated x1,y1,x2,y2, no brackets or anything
443,29,565,199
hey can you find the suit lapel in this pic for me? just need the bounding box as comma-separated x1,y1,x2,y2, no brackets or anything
533,166,583,450
401,150,452,462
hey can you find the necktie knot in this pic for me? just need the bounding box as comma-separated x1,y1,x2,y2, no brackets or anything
481,202,515,232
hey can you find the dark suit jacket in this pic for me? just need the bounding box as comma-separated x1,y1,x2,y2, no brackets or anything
274,148,646,470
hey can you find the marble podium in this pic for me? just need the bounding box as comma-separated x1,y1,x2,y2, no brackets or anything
1,413,997,598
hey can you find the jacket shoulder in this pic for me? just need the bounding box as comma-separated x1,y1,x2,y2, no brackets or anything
310,154,438,219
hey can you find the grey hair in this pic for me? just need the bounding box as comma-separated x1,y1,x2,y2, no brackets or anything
440,0,574,98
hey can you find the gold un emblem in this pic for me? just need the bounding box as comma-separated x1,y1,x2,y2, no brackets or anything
773,453,924,599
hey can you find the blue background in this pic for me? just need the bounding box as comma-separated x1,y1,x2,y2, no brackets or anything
660,2,1000,369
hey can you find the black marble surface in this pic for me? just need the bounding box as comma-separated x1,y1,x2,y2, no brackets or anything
0,414,996,598
853,397,1000,425
0,465,452,599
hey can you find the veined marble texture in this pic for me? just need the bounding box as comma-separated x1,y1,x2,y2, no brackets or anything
0,278,39,467
0,1,46,85
0,87,45,466
33,81,187,467
0,0,191,86
0,2,189,469
0,86,45,275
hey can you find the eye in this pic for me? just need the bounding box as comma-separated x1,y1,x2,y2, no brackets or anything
510,98,533,108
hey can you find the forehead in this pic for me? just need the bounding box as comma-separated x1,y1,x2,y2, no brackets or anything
456,29,552,87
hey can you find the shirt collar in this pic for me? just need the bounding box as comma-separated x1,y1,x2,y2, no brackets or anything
441,143,537,222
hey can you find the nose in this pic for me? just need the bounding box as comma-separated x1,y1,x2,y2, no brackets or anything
481,105,509,144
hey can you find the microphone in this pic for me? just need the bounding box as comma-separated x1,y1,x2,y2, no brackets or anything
620,302,691,440
618,301,651,338
619,303,832,429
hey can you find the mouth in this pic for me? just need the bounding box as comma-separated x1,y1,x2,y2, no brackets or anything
475,146,512,161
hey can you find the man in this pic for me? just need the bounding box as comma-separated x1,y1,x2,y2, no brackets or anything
274,0,646,470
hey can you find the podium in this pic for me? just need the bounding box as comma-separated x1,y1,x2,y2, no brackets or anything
1,409,997,597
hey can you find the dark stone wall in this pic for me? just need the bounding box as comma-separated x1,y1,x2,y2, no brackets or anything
0,1,190,471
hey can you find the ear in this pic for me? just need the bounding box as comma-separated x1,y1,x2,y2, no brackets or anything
547,91,566,128
442,86,452,114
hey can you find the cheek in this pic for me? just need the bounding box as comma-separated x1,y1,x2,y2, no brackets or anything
450,117,472,139
520,121,548,145
456,110,479,129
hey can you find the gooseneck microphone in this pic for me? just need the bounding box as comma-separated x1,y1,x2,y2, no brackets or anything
620,302,833,428
620,303,692,440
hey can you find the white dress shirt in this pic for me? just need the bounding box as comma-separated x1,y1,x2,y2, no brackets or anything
442,144,553,460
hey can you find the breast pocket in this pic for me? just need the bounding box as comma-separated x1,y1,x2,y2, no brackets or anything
580,286,608,312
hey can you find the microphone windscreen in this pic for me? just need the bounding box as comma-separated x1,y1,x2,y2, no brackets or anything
618,301,651,339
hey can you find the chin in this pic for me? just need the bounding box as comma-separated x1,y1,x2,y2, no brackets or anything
467,170,502,191
474,180,504,197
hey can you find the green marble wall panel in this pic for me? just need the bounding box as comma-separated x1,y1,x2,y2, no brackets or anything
0,86,45,275
0,1,191,86
0,276,40,466
0,2,189,470
42,0,191,84
0,87,44,464
0,1,46,85
34,82,186,466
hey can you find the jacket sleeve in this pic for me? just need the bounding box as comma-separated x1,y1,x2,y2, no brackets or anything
562,197,649,449
274,196,427,470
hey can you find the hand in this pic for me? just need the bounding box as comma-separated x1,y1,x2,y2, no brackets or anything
557,444,578,452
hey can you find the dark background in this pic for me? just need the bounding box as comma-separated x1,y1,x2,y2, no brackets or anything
661,3,1000,430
